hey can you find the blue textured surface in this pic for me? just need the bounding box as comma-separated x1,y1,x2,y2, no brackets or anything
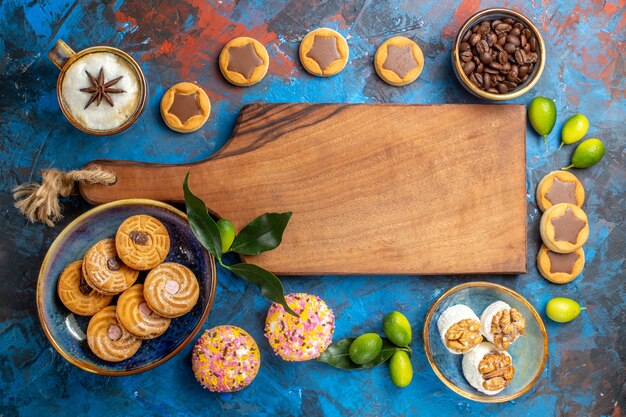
0,1,624,416
39,201,214,375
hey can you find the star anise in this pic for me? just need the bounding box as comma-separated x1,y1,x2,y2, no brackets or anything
80,67,125,109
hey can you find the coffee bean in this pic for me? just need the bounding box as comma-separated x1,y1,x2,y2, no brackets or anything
498,83,508,93
520,34,527,48
498,51,508,65
506,34,520,46
462,61,475,74
504,43,517,54
511,27,521,36
476,39,489,54
463,30,472,42
503,18,515,25
469,72,480,86
460,42,471,52
497,35,507,46
518,65,529,78
483,73,492,88
507,70,520,82
503,80,518,89
491,19,502,28
461,50,473,62
521,74,529,82
478,21,491,34
515,49,526,65
470,33,481,46
476,63,484,73
489,61,504,70
487,87,500,94
529,37,537,52
524,43,531,53
480,51,493,64
484,67,499,75
502,62,511,73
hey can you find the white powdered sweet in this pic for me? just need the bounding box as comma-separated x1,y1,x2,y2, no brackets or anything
437,304,480,354
462,341,512,395
480,300,510,343
60,52,141,131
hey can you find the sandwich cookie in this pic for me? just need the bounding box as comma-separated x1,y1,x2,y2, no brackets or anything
87,305,142,362
83,238,139,295
116,284,171,339
57,260,113,316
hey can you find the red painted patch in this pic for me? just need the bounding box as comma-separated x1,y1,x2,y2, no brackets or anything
442,0,481,39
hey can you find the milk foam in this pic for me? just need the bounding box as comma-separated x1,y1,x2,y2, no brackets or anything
61,52,141,131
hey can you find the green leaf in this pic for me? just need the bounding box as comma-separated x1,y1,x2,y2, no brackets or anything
225,263,298,317
183,173,222,259
229,212,292,255
317,338,410,370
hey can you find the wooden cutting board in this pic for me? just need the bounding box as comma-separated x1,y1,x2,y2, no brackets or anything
80,103,527,275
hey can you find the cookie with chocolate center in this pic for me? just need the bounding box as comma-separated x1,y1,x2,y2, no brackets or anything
83,238,139,295
539,203,589,253
160,82,211,133
536,171,585,212
115,215,170,270
537,244,585,284
375,36,424,86
299,28,349,77
57,260,113,315
87,305,142,362
219,37,269,87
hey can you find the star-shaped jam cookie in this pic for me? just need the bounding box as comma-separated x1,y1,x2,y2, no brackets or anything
306,36,341,71
168,92,202,125
382,45,417,79
551,208,586,244
227,43,263,80
80,67,125,109
545,177,577,205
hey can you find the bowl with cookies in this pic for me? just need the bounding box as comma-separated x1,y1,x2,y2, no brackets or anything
37,199,216,375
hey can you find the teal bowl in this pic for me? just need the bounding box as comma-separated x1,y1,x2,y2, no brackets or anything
423,282,548,403
37,199,216,376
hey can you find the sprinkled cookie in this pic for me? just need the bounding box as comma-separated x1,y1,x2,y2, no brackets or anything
537,244,585,284
116,284,171,339
374,36,424,86
160,82,211,133
57,260,113,316
299,28,349,77
264,293,335,361
87,305,142,362
540,203,589,253
192,325,261,392
143,262,199,318
83,238,139,295
219,37,269,87
536,171,585,212
116,215,170,270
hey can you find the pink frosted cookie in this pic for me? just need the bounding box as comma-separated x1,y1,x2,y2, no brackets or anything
264,293,335,361
191,325,260,393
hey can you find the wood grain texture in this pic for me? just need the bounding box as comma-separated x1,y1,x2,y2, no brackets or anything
80,103,527,275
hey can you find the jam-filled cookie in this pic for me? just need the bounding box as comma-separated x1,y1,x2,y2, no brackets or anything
160,82,211,133
144,262,199,318
115,215,170,271
540,203,589,253
299,28,349,77
57,260,113,316
116,284,171,339
537,244,585,284
87,305,142,362
219,37,269,87
374,36,424,86
83,238,139,295
536,171,585,212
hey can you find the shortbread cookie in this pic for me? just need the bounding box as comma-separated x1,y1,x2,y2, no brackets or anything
83,238,139,295
374,36,424,86
536,171,585,212
116,284,171,339
87,305,142,362
540,203,589,253
537,244,585,284
116,215,170,270
144,262,199,318
299,28,349,77
57,260,113,316
219,37,269,87
160,82,211,133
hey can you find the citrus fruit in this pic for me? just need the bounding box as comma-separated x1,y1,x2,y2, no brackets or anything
562,138,605,169
383,311,412,347
560,113,589,149
528,97,557,144
349,333,383,365
389,351,413,387
216,219,236,252
546,297,582,323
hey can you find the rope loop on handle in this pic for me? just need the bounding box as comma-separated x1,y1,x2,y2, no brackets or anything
13,167,116,227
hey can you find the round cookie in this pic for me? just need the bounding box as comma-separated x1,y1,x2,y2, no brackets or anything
57,260,113,316
374,36,424,86
264,293,335,361
116,215,170,271
192,326,261,392
160,82,211,133
219,37,269,87
83,238,139,295
87,305,142,362
540,203,589,253
536,171,585,212
143,262,199,318
116,284,171,339
537,244,585,284
299,28,349,77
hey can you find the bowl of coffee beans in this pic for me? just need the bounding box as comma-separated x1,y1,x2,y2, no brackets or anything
453,8,545,100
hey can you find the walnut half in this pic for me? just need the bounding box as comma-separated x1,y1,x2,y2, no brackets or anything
478,353,515,391
445,319,483,353
490,307,526,350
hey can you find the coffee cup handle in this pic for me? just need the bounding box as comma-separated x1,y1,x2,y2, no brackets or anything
48,40,76,70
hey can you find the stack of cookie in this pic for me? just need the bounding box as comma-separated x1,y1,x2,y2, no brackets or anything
57,214,200,362
536,171,589,284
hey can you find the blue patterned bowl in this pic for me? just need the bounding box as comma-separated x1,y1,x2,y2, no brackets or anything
37,199,216,375
423,282,547,403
